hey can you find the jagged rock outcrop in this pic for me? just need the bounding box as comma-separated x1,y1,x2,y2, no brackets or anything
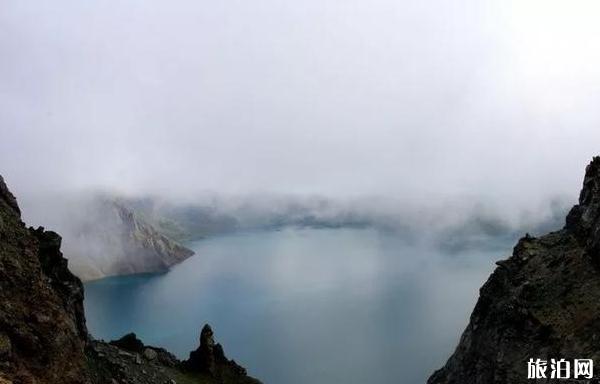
109,333,146,354
184,325,259,384
108,332,178,367
429,157,600,384
87,327,261,384
0,175,260,384
0,175,88,383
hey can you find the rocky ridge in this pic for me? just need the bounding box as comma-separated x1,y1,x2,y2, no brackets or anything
89,330,260,384
429,157,600,383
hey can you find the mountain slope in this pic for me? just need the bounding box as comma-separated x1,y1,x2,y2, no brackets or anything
47,197,195,281
428,157,600,383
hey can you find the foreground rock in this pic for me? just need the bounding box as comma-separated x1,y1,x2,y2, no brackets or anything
184,325,258,383
0,175,260,384
429,157,600,384
90,329,260,384
0,175,88,383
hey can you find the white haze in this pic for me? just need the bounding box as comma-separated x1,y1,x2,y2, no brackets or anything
2,0,600,216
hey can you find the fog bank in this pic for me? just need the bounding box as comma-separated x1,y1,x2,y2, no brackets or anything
2,1,600,211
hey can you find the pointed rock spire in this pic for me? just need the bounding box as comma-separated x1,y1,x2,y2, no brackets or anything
184,324,252,380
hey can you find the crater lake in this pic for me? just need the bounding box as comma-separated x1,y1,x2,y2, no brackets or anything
84,227,506,384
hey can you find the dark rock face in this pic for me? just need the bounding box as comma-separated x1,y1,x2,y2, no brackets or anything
109,333,145,354
429,157,600,384
86,340,178,384
184,324,260,383
0,177,19,216
0,176,88,383
186,324,219,375
87,333,182,384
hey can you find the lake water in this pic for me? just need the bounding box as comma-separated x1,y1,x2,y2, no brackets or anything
84,227,507,384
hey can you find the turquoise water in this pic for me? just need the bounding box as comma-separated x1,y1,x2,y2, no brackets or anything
84,227,503,384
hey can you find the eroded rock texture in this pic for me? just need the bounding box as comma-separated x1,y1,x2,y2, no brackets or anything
0,175,88,383
429,157,600,384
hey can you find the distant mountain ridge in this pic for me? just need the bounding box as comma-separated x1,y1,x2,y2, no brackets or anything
122,193,569,254
18,186,569,281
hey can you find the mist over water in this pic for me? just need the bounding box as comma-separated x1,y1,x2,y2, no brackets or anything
85,227,511,384
2,0,600,211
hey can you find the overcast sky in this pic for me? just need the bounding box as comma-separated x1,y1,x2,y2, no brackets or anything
2,0,600,208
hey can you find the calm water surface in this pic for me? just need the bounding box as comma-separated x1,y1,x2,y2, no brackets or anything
84,227,506,384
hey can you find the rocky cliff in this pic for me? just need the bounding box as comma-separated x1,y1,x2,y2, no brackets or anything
55,198,194,281
0,175,260,384
0,175,88,383
428,157,600,383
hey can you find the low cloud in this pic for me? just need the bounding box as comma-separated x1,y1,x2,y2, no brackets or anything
1,0,599,213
